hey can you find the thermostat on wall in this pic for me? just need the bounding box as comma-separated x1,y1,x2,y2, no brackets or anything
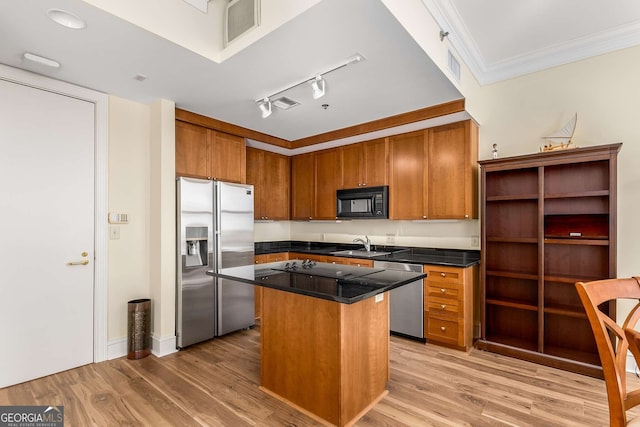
108,212,129,224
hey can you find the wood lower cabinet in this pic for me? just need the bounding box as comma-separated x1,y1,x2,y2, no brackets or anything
340,138,388,189
388,121,478,220
254,253,289,319
175,120,246,183
260,286,389,426
289,252,328,262
289,253,373,268
326,256,373,267
246,148,290,220
424,264,477,351
477,143,621,378
254,252,289,265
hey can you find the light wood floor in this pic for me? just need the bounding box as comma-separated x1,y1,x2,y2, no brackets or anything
2,326,639,426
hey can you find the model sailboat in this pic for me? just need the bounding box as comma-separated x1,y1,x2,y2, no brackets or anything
540,113,577,152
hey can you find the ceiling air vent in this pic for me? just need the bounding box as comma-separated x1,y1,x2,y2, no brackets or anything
224,0,260,47
272,97,300,110
447,50,461,82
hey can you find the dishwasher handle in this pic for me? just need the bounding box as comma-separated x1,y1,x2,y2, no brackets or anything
373,260,423,273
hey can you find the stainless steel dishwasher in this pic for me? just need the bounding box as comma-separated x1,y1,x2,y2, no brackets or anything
373,260,425,341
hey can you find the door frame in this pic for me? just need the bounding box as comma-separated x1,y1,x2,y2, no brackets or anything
0,63,109,363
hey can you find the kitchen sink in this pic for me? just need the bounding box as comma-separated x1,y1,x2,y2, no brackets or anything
330,249,391,258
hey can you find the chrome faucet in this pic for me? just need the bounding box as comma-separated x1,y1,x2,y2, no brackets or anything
353,235,371,252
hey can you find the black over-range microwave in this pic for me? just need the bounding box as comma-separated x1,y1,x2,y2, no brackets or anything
336,186,389,219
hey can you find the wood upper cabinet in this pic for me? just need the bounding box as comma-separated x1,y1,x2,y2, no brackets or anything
246,147,290,220
175,121,211,178
388,130,427,219
211,131,246,183
175,120,246,183
291,153,315,220
314,148,342,220
388,121,478,220
427,120,478,220
340,138,388,189
291,149,342,220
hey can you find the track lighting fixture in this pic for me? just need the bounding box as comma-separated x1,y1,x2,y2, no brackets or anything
255,53,364,118
258,97,271,118
311,75,325,99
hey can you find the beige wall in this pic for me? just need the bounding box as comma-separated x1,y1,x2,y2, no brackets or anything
107,96,177,356
107,96,151,343
149,99,177,352
256,220,479,250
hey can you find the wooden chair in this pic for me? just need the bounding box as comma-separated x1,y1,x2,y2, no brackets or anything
575,277,640,427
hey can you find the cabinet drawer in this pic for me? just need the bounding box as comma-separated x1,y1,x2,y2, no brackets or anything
428,296,460,316
426,283,460,300
425,266,463,284
427,315,459,343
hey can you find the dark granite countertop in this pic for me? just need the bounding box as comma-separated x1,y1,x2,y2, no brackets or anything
208,260,428,304
255,240,480,268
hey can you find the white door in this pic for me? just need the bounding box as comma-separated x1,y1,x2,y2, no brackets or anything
0,78,95,388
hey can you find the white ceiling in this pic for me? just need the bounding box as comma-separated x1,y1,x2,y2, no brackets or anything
2,0,639,145
428,0,640,84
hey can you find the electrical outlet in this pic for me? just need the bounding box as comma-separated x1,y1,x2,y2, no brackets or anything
110,226,120,240
386,234,395,244
471,235,479,247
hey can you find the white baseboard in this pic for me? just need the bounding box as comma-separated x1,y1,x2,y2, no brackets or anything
107,337,127,360
152,334,178,357
107,334,177,360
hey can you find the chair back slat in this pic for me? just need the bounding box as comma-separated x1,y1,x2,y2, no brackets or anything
575,277,640,427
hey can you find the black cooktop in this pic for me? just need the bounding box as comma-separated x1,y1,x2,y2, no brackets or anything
271,259,384,279
210,260,427,304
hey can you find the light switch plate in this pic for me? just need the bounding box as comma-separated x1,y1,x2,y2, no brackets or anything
108,212,129,224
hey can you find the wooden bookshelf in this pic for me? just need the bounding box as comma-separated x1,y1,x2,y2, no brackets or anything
477,143,621,378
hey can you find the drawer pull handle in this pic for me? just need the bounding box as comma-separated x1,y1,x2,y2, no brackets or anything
440,326,446,331
440,288,446,293
440,272,446,277
441,304,446,309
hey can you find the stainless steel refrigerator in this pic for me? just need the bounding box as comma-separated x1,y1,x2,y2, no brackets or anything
176,177,255,348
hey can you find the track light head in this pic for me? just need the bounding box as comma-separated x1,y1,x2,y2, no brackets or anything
258,97,272,118
311,75,326,100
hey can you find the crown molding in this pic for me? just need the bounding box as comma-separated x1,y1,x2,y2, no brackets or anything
423,0,640,85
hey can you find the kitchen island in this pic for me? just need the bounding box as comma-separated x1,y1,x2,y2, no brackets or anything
209,260,426,427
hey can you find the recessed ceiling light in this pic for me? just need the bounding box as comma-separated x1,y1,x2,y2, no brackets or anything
23,52,60,69
47,9,86,29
